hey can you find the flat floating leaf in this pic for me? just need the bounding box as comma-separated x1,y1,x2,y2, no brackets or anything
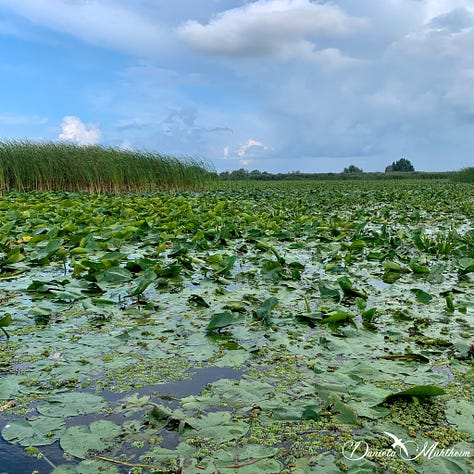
2,417,66,446
411,288,433,304
318,282,341,301
382,385,446,404
96,267,132,285
60,420,121,459
206,312,245,332
327,392,360,426
378,353,430,363
37,392,105,418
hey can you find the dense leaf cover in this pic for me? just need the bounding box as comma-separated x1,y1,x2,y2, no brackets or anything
0,180,473,473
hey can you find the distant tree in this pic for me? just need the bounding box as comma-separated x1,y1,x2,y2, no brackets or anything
343,165,363,174
229,168,250,179
386,158,415,172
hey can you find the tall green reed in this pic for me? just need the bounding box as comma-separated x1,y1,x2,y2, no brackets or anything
0,141,214,193
453,167,474,183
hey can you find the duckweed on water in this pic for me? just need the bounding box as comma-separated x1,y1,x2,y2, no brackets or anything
0,180,473,473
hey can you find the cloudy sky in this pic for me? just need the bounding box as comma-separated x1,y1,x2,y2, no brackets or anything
1,0,473,172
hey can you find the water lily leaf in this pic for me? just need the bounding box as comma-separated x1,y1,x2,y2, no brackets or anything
2,417,66,446
95,267,132,285
378,353,429,363
459,257,474,275
445,400,474,436
321,311,354,324
0,312,12,329
190,411,249,442
261,260,284,282
318,282,341,301
327,392,360,425
337,276,368,299
52,460,120,474
37,392,105,418
212,444,280,473
30,238,63,264
409,262,430,274
126,268,156,297
188,294,210,308
0,375,22,401
1,248,25,266
411,288,433,304
301,405,321,421
382,385,446,404
206,312,245,332
253,297,278,326
149,404,195,432
361,308,377,322
60,420,121,459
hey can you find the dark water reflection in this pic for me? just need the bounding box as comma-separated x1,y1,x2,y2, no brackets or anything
0,365,242,474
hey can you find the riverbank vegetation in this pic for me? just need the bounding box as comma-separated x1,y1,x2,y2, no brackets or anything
0,141,214,193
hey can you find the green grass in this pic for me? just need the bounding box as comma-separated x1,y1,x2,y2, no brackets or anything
0,140,214,193
454,167,474,183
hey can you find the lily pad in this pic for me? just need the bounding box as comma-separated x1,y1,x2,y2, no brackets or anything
60,420,121,459
2,417,66,446
37,392,105,418
381,385,446,404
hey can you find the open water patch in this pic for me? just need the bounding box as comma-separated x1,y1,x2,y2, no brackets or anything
0,365,242,474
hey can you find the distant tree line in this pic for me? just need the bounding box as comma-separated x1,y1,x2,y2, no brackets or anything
219,158,439,181
385,158,415,172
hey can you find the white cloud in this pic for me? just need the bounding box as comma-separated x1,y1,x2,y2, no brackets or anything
178,0,367,59
59,116,101,145
1,0,168,56
238,138,268,156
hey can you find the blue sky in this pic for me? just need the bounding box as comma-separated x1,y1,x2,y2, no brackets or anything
1,0,473,173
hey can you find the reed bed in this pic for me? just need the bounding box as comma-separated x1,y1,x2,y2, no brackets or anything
0,141,214,193
453,167,474,183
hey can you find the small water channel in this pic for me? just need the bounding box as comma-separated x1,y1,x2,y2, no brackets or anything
0,365,242,474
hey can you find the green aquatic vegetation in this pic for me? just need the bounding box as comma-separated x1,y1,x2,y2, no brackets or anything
0,180,473,473
0,140,214,192
0,312,12,338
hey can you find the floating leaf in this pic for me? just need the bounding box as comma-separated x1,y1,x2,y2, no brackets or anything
337,276,368,299
0,313,12,338
409,262,430,274
95,266,132,285
37,392,105,418
60,420,121,459
318,282,341,301
382,385,446,404
188,294,210,308
2,417,65,446
253,297,278,326
411,288,433,304
378,353,429,363
458,257,474,275
321,311,354,324
327,392,360,426
206,312,245,332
